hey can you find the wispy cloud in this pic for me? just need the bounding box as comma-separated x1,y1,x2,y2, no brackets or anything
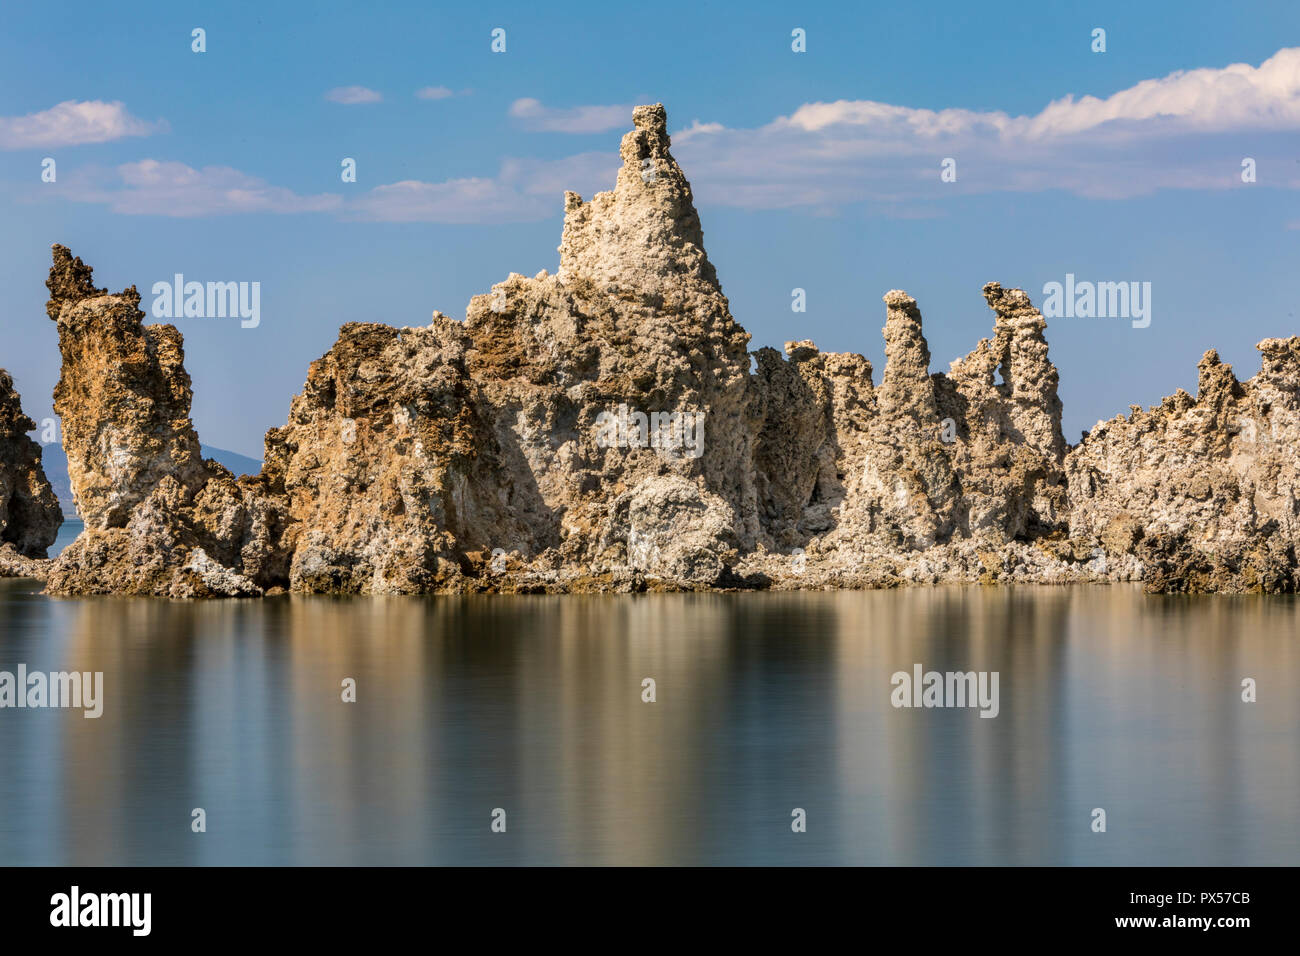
0,100,163,149
348,153,615,223
40,49,1300,223
325,86,383,105
416,86,456,100
61,160,342,216
49,151,613,223
508,98,633,133
347,177,542,223
671,47,1300,206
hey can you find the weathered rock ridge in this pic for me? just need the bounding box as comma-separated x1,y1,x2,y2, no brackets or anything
29,104,1300,596
1066,343,1300,593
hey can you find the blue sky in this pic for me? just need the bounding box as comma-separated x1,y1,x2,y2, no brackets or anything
1,0,1298,456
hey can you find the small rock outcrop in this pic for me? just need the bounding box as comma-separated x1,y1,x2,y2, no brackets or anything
258,318,502,594
35,105,1299,597
43,245,272,597
0,369,61,577
1066,342,1300,593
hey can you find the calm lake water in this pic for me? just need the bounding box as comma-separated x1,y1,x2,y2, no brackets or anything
1,546,1297,864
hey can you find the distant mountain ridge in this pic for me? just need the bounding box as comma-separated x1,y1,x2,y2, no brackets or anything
40,443,262,517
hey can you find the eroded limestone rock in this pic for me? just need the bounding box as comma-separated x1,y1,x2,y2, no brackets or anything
749,281,1069,571
458,102,757,586
43,245,265,597
36,105,1298,597
258,319,507,594
1066,341,1300,593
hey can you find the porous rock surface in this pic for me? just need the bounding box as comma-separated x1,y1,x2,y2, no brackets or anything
1065,343,1300,593
42,246,278,596
35,105,1299,597
0,369,61,578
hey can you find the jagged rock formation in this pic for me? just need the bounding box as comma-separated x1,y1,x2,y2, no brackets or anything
465,103,757,584
738,282,1078,589
1066,343,1300,593
257,319,500,593
36,105,1299,597
238,104,755,594
43,246,275,597
0,369,61,577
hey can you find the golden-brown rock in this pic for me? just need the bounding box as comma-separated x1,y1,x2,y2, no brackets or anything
43,245,265,597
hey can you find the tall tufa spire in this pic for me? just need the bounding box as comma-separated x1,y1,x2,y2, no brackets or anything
556,104,720,294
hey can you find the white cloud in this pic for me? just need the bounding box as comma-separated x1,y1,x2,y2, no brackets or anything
1022,48,1300,137
671,47,1300,205
62,160,342,216
50,150,615,224
43,50,1300,223
416,86,455,100
509,98,633,133
349,152,616,223
325,86,383,105
348,178,546,223
501,152,618,200
0,100,163,149
773,47,1300,140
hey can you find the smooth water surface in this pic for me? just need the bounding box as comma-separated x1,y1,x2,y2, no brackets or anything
0,581,1296,865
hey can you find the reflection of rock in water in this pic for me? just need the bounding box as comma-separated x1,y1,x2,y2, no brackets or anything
823,587,1073,863
416,595,764,864
57,597,204,863
6,585,1298,864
